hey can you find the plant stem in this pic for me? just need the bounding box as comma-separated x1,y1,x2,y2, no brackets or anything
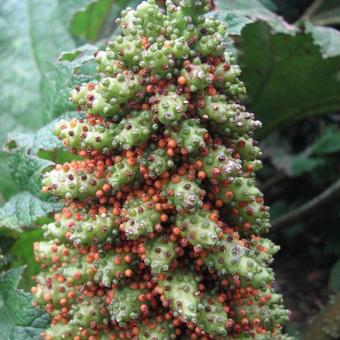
296,0,324,24
272,178,340,230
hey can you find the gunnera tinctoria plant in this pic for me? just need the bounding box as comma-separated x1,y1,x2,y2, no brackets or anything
31,0,291,339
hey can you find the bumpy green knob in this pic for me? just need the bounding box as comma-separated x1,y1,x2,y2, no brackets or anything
32,272,78,310
151,88,189,126
180,62,212,92
141,145,174,179
70,71,144,118
94,250,137,286
163,177,205,212
42,208,118,245
112,110,156,149
168,118,207,153
217,177,262,203
108,158,139,192
110,286,149,325
205,237,273,288
122,198,161,239
42,162,106,200
200,145,242,181
158,270,199,321
54,118,117,153
138,318,175,340
176,209,221,248
70,296,108,328
144,236,177,273
197,294,228,336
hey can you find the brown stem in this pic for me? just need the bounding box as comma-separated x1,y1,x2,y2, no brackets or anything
271,178,340,230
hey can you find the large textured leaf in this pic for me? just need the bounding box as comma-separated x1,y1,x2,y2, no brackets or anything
214,0,296,35
9,229,44,290
0,0,74,145
69,0,142,42
41,45,97,123
0,192,62,235
4,134,54,198
0,267,50,340
237,21,340,136
305,22,340,58
0,153,17,202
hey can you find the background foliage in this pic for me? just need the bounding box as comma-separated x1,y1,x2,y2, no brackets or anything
0,0,339,338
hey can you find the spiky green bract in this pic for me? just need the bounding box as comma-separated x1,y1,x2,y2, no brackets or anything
151,88,189,126
94,250,136,286
197,294,228,337
109,286,149,325
231,136,261,161
108,158,139,192
57,260,95,285
180,61,212,92
70,71,144,118
122,198,161,239
158,271,199,321
213,62,241,88
144,236,177,274
54,118,117,153
42,208,118,245
112,110,156,149
205,237,273,288
232,289,289,332
216,178,271,234
167,119,207,153
195,26,226,57
248,237,280,266
95,50,124,75
34,240,75,266
42,161,106,200
201,145,242,181
70,296,108,328
140,145,174,179
218,177,262,203
138,318,175,339
42,324,78,340
199,94,262,134
32,272,78,310
230,135,263,172
175,209,221,248
163,177,205,212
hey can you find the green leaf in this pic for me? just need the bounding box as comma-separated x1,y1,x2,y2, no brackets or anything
4,134,54,197
0,152,17,202
0,0,75,145
290,153,325,177
0,192,62,235
70,0,115,42
41,45,97,123
329,259,340,291
9,229,44,290
0,267,50,340
312,126,340,155
33,112,84,163
214,0,296,35
237,21,340,136
305,21,340,58
69,0,141,42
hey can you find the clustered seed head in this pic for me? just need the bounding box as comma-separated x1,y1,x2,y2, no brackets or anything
34,0,291,339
